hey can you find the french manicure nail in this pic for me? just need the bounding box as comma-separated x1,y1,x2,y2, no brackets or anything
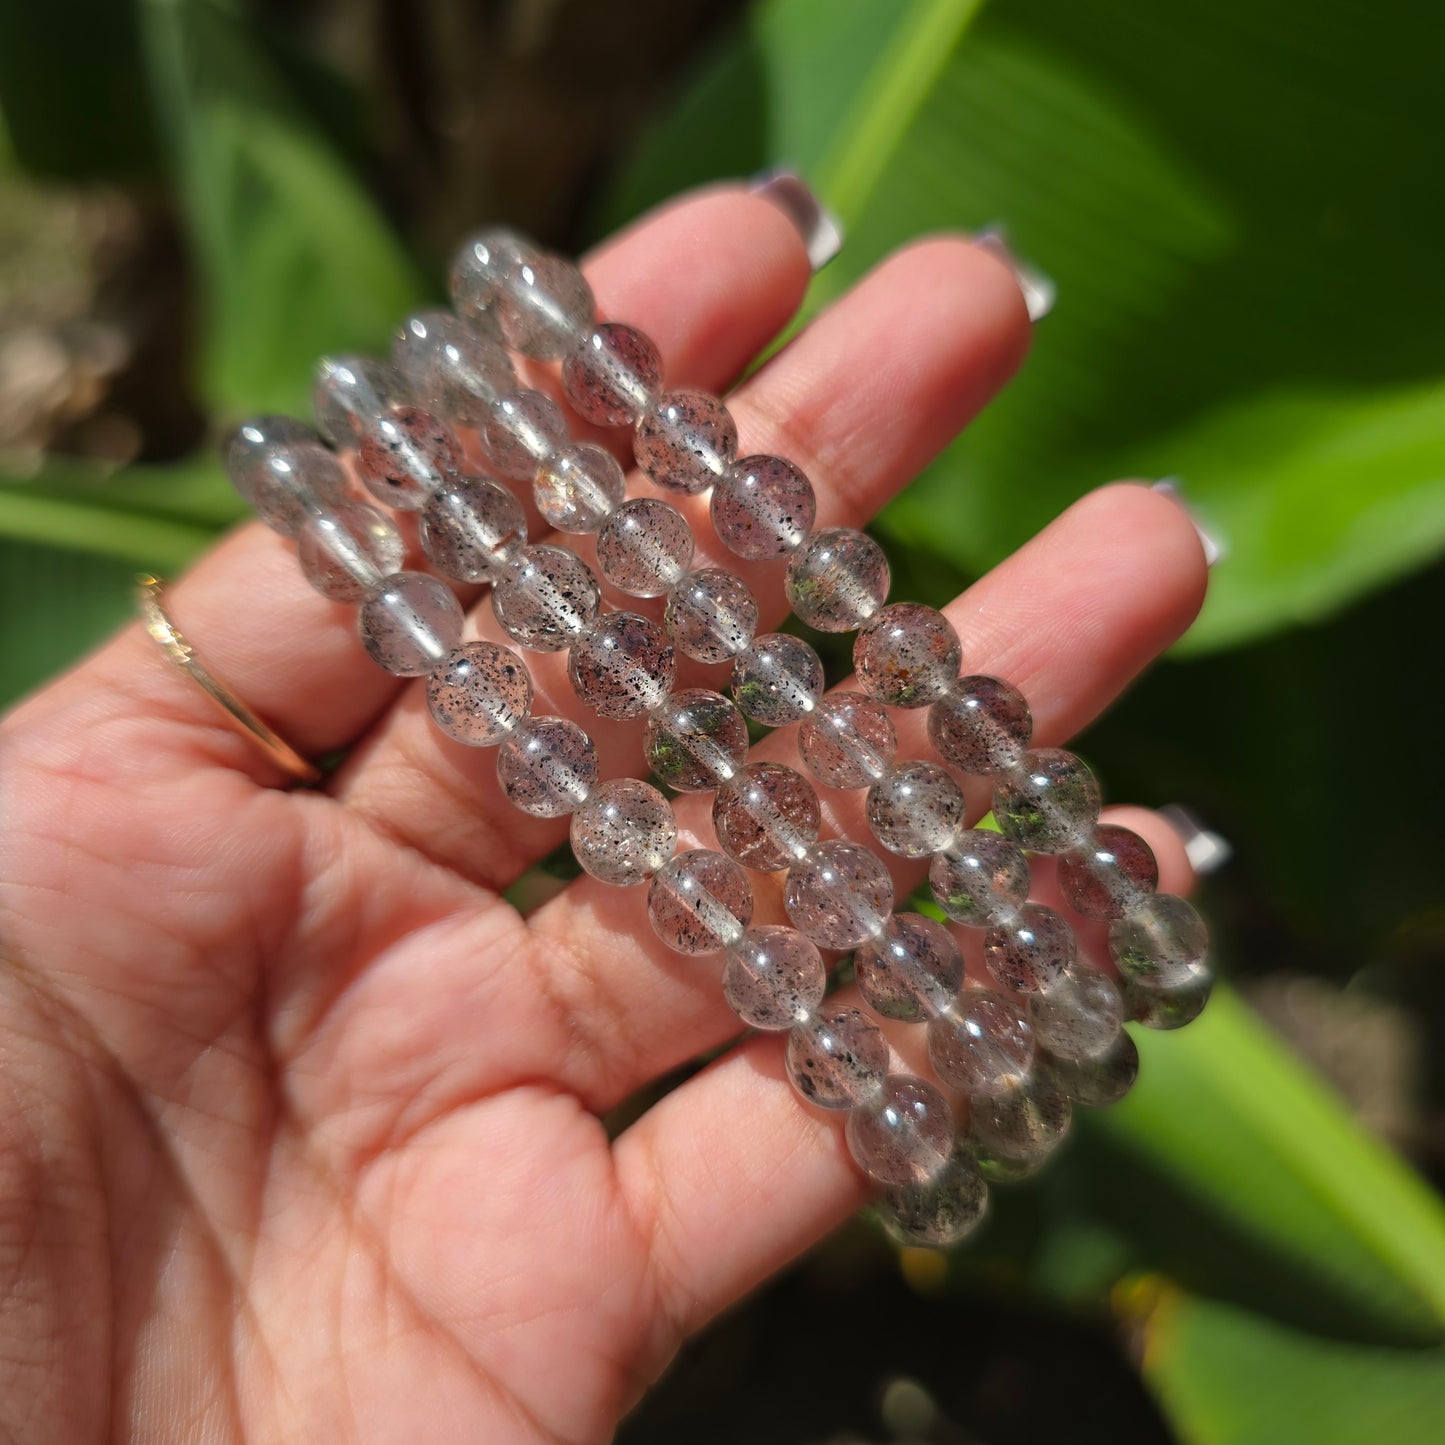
1159,805,1233,877
749,167,844,272
972,226,1057,322
1152,478,1225,568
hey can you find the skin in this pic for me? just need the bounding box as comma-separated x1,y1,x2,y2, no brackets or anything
0,185,1209,1443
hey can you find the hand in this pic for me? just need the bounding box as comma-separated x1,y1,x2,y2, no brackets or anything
0,185,1208,1443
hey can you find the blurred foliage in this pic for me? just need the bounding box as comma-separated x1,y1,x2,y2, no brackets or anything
1,1,1444,1441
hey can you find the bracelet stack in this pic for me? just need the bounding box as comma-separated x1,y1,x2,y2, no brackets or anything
223,223,1212,1250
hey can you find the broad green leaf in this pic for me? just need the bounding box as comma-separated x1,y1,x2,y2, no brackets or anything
1127,1284,1445,1445
602,0,1445,652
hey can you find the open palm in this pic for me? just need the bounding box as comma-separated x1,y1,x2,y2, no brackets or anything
0,186,1207,1442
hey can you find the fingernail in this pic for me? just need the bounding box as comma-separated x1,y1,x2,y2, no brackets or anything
972,227,1056,322
749,167,844,272
1152,478,1225,568
1159,805,1233,877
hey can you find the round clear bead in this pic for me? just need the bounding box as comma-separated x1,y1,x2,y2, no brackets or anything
1125,967,1212,1031
866,761,966,858
854,913,963,1022
492,545,601,652
634,390,738,494
482,389,566,480
729,633,825,727
1108,893,1208,989
929,830,1031,928
712,762,821,871
1049,1030,1140,1108
568,612,676,720
785,1004,888,1110
664,568,760,663
928,991,1035,1097
647,849,753,956
562,323,661,427
994,748,1101,854
570,778,677,886
450,227,535,329
879,1144,988,1248
798,692,897,790
783,840,895,951
723,926,827,1031
1028,964,1124,1062
227,437,348,538
846,1075,955,1188
596,497,694,597
854,603,962,709
929,674,1033,776
419,477,527,584
357,571,464,677
984,902,1076,995
298,502,404,601
356,406,461,511
1059,824,1159,921
642,688,749,793
784,528,890,633
497,716,598,818
710,454,817,560
496,255,594,361
426,641,533,747
970,1074,1073,1181
225,413,316,475
533,442,626,533
313,356,404,447
392,310,515,423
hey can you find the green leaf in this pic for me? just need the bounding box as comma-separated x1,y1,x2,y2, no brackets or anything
602,0,1445,652
1130,1285,1445,1445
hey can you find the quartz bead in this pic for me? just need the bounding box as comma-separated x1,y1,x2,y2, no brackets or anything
533,442,625,533
642,688,749,793
497,255,594,361
227,437,348,538
866,761,965,858
392,310,515,424
993,748,1101,854
846,1075,955,1188
570,778,677,885
928,674,1033,776
729,633,824,727
426,641,533,746
314,356,403,447
970,1074,1073,1181
1028,964,1124,1062
357,571,464,677
648,849,753,955
879,1144,988,1248
225,413,316,474
634,390,737,494
568,612,676,720
596,497,694,597
784,840,895,951
1125,968,1212,1030
497,716,598,817
1108,893,1208,989
664,568,760,663
929,830,1031,928
984,902,1075,995
356,406,461,511
798,692,897,789
1059,824,1159,921
784,528,890,633
1049,1030,1140,1108
419,477,527,584
450,227,535,328
298,502,404,601
928,991,1035,1097
723,926,827,1031
492,545,601,652
562,323,661,427
712,762,821,871
482,390,566,480
710,454,817,560
855,913,963,1022
785,1004,888,1110
854,603,962,709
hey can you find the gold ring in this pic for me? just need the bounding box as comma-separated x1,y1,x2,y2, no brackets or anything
136,574,321,784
